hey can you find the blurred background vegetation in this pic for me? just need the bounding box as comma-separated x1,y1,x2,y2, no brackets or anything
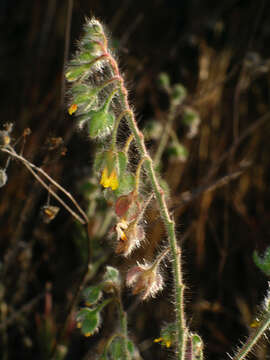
1,0,270,359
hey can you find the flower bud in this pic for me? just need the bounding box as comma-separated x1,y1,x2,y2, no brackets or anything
99,150,119,191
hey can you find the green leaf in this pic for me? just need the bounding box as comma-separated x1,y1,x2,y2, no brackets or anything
77,308,100,336
171,83,186,106
81,37,103,53
74,91,97,107
110,338,123,358
70,51,96,65
190,333,203,360
83,285,102,305
143,120,162,140
94,152,106,172
88,109,115,139
182,108,199,126
158,72,170,89
84,20,104,40
72,83,90,94
114,173,135,197
253,248,270,276
108,338,135,359
127,340,135,355
118,152,128,178
104,151,118,175
65,64,89,82
167,142,188,161
103,266,120,286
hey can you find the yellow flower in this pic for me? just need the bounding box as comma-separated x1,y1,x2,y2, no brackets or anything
154,337,171,348
77,322,82,329
100,167,119,190
68,103,78,115
84,332,92,337
165,340,171,348
250,318,261,328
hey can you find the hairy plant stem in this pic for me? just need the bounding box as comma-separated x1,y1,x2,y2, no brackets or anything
123,134,134,154
111,109,130,150
118,300,130,360
232,310,270,360
105,51,187,359
134,156,147,196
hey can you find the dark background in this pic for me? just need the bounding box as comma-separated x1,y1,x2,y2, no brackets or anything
1,0,270,359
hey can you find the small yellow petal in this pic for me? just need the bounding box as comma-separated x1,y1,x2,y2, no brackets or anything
121,232,127,241
109,169,118,190
84,332,92,337
154,337,163,343
100,167,118,190
100,167,109,187
165,340,171,348
250,319,261,328
77,322,82,329
68,104,78,115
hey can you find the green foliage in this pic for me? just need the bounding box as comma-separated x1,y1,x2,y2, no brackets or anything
88,107,115,139
83,285,103,305
103,265,121,287
114,173,135,197
253,247,270,276
190,333,203,360
171,83,186,106
77,307,101,336
108,338,135,359
117,151,128,178
158,72,170,90
154,322,177,348
167,142,188,161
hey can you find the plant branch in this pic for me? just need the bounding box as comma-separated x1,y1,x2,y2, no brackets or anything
1,146,88,224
